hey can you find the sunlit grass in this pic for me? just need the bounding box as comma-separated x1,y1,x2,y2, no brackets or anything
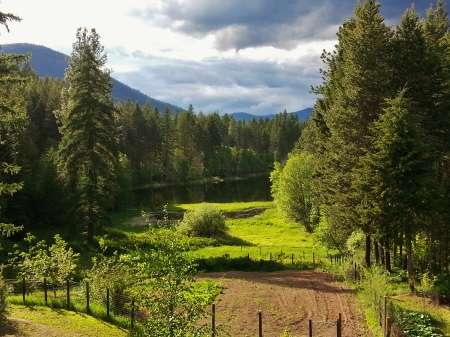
7,303,128,337
167,201,274,212
191,206,330,263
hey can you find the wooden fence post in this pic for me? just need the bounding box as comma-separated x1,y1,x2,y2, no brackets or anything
66,280,70,310
309,320,313,337
386,316,392,337
131,299,135,329
22,277,26,303
44,278,48,305
212,303,216,337
313,252,315,268
384,296,388,336
270,252,272,261
86,281,90,313
258,310,263,337
337,313,342,337
291,253,294,265
106,288,110,318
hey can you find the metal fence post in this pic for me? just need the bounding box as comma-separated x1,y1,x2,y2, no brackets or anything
309,320,313,337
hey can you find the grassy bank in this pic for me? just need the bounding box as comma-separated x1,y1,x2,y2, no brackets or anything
1,304,128,337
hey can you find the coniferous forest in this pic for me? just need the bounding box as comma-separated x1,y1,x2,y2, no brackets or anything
277,0,450,292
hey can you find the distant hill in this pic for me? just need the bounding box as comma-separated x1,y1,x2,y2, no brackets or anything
1,43,184,114
230,107,312,122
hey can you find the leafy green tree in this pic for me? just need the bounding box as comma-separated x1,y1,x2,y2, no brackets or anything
57,28,118,244
130,224,219,337
270,152,318,232
10,233,79,293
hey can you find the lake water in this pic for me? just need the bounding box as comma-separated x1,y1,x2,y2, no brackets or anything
133,175,272,208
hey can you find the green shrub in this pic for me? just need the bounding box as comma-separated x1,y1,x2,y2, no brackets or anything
389,305,442,337
178,203,228,238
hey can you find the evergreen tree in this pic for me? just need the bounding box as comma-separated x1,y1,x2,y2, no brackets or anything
57,28,117,244
0,8,29,236
355,90,434,291
311,0,393,266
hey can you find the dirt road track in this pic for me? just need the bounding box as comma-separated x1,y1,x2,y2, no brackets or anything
199,270,372,337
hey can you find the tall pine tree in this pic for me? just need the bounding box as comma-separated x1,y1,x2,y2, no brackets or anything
57,28,117,244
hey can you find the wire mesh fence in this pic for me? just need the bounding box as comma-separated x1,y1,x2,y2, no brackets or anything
5,278,137,329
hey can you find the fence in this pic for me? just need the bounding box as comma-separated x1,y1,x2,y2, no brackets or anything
8,277,344,336
196,250,353,272
6,278,137,329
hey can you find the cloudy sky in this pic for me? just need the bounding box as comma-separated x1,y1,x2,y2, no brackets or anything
0,0,446,115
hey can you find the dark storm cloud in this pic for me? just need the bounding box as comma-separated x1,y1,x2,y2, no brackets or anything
135,0,446,50
133,0,446,51
113,52,320,114
134,0,354,50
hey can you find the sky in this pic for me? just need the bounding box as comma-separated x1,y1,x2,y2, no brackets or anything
0,0,446,115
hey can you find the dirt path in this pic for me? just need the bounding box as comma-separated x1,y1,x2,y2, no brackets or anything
199,270,372,337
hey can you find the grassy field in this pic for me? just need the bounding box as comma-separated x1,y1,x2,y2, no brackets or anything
108,202,332,269
1,304,128,337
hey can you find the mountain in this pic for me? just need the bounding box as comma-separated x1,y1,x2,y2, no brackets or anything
230,107,312,121
0,43,184,114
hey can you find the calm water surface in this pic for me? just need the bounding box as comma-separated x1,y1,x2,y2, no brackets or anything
133,175,272,208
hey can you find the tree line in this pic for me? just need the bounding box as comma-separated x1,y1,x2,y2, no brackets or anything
0,11,303,244
272,0,450,291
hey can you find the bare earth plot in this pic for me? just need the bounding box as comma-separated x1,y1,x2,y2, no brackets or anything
199,270,372,337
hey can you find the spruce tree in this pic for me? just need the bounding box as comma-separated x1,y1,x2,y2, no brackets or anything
57,28,117,244
355,90,434,291
311,0,393,264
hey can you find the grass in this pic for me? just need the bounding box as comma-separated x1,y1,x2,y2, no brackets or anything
4,304,128,337
169,201,274,212
190,207,327,261
107,202,332,272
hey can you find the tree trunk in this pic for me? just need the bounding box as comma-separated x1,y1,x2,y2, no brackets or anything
374,241,380,264
385,237,391,273
365,234,371,267
405,232,414,292
380,245,385,265
385,250,391,273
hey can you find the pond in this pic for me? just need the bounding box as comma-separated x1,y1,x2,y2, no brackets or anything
132,175,273,209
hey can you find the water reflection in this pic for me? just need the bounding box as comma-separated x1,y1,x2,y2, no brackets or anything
133,175,272,209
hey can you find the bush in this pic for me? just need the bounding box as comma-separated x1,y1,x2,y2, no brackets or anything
178,203,228,238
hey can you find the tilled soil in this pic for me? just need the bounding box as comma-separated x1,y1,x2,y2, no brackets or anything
199,270,372,337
